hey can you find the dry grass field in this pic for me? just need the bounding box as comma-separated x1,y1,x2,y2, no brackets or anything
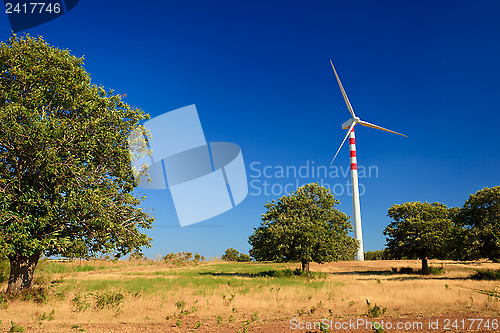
0,259,499,332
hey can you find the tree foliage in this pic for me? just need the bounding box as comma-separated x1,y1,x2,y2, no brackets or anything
221,248,240,261
364,250,389,260
248,183,358,273
454,186,500,261
384,202,455,274
221,248,252,262
0,34,153,293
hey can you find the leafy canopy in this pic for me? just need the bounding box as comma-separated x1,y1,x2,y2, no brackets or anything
384,201,454,261
454,186,500,261
221,248,252,262
249,183,358,271
0,34,153,260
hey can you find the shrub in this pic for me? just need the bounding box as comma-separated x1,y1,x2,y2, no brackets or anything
238,253,252,262
20,287,48,304
0,293,7,308
221,249,253,262
193,253,202,262
366,299,386,318
364,250,389,260
94,292,124,310
470,269,500,280
399,267,414,274
163,252,202,265
221,248,240,261
392,266,443,275
428,266,445,275
72,294,91,312
9,322,25,332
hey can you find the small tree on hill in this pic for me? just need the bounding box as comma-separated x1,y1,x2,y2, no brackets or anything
238,253,252,262
454,186,500,261
384,202,454,274
221,248,241,261
248,183,358,274
0,35,153,294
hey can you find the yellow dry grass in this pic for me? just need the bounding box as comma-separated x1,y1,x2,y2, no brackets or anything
0,259,498,332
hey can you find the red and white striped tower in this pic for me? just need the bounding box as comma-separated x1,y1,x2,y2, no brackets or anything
329,60,406,261
349,127,364,261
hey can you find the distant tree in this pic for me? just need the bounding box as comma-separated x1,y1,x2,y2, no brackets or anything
237,253,252,262
364,250,389,260
162,253,176,262
454,187,500,261
182,252,193,261
384,202,455,274
248,183,358,274
0,35,153,294
221,248,241,261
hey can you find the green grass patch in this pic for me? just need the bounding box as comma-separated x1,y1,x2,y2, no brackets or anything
37,260,109,274
43,261,332,298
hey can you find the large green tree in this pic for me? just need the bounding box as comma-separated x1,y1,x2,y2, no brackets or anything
0,35,153,293
248,183,358,273
384,202,454,274
454,186,500,261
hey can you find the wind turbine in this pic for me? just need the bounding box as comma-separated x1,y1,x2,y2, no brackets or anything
329,60,406,261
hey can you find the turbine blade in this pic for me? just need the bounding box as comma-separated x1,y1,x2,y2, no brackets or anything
330,122,356,165
358,120,407,137
330,60,356,118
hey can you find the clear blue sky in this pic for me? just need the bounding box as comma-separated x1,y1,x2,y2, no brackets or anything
2,0,499,259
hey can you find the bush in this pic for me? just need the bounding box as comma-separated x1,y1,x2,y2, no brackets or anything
221,248,240,261
20,287,49,304
470,269,500,280
392,266,444,275
193,253,205,262
256,268,326,279
399,267,414,274
94,292,124,309
163,252,203,265
72,292,124,312
72,293,91,312
257,269,300,277
238,253,252,262
428,266,445,275
221,248,253,262
9,321,25,332
365,299,386,318
364,250,389,260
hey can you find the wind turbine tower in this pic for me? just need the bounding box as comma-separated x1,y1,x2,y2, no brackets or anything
329,60,406,261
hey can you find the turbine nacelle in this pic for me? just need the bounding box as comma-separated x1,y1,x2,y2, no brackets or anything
342,117,359,129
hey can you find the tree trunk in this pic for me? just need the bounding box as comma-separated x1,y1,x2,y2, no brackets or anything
301,260,310,274
421,257,429,275
6,253,40,294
